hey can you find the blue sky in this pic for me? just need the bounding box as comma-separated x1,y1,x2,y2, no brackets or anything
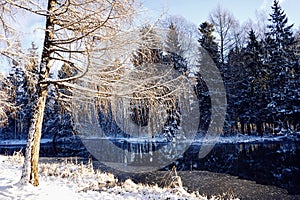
2,0,299,74
144,0,300,28
14,0,300,52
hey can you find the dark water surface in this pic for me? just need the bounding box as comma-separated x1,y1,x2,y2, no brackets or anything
1,138,300,199
171,140,300,195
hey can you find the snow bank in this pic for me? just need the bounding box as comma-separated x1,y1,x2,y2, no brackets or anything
0,154,238,200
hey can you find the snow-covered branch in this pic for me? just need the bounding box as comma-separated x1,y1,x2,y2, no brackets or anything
0,74,13,126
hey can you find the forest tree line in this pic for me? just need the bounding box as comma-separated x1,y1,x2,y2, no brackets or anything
0,0,300,142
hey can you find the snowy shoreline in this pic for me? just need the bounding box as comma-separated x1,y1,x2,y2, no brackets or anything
1,134,299,146
0,154,237,200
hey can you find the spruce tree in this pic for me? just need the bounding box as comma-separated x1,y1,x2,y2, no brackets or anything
265,0,298,132
130,25,163,129
53,63,78,141
162,23,187,139
23,43,40,138
226,47,247,134
132,25,163,66
131,25,184,140
6,61,26,139
195,21,220,134
198,21,219,66
243,30,268,135
5,42,34,140
164,22,188,73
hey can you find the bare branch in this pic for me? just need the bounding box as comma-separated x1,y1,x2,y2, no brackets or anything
3,0,49,16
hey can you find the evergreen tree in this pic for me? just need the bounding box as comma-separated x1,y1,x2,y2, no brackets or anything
52,63,78,141
165,23,182,56
130,25,162,129
22,43,40,138
42,84,60,139
198,21,219,66
5,42,30,139
0,75,11,129
164,23,188,73
195,22,220,135
131,25,184,140
5,62,25,139
194,72,211,134
225,47,245,134
265,0,298,133
132,25,163,66
222,30,267,135
1,42,40,140
163,23,190,139
241,30,269,135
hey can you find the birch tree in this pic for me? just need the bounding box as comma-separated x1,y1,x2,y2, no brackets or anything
209,5,236,64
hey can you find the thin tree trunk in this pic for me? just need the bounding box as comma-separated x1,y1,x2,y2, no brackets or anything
220,33,224,64
240,121,245,134
257,121,263,136
20,0,55,186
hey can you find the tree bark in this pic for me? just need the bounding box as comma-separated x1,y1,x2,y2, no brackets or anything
20,86,48,186
20,0,55,186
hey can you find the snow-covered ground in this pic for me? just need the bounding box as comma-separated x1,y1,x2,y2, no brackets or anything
1,132,299,146
0,154,238,200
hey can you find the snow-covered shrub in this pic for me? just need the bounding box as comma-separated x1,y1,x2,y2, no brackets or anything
39,159,117,192
1,155,239,199
6,150,24,165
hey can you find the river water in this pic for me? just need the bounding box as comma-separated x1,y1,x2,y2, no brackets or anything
1,138,300,199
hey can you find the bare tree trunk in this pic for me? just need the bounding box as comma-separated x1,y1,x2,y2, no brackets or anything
20,0,55,186
220,28,224,64
20,86,48,186
209,6,235,64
